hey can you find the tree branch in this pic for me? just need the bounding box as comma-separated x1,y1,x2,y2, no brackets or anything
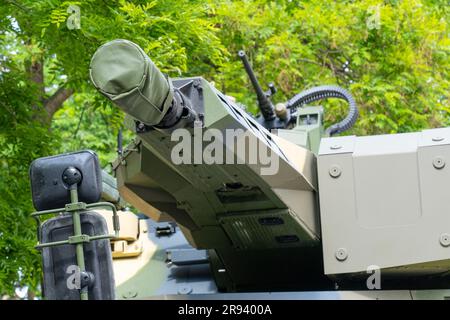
44,87,74,119
27,59,45,98
6,0,30,13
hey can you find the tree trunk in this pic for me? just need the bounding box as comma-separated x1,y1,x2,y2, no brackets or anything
27,58,74,123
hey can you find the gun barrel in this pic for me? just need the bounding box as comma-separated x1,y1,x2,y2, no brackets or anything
90,39,174,126
238,50,275,121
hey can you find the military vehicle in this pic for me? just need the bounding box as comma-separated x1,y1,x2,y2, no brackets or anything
29,39,450,300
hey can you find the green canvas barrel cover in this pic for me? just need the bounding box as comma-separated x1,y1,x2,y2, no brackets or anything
90,39,174,125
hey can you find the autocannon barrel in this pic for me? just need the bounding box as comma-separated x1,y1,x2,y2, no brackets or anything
90,39,176,126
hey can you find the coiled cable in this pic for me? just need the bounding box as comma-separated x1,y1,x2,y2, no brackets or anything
286,85,358,136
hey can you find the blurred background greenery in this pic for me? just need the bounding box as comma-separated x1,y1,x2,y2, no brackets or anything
0,0,448,297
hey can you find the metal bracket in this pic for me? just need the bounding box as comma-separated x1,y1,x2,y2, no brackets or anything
166,249,209,266
65,202,87,211
68,234,91,244
156,223,176,237
31,191,120,300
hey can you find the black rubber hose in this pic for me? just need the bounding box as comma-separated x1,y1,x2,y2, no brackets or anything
286,85,358,136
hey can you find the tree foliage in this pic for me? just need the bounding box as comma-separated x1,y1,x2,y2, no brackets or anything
0,0,448,296
208,0,449,135
0,0,226,296
0,54,56,296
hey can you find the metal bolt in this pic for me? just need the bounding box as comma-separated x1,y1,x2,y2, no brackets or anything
178,285,192,295
335,248,348,261
440,233,450,247
433,157,445,169
330,144,342,150
329,165,342,178
432,137,445,142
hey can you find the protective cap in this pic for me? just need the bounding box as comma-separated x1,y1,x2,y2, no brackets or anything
90,39,174,125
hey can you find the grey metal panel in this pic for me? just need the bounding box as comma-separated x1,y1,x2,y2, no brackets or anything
318,128,450,275
318,135,356,155
353,133,421,228
148,289,450,300
168,249,209,266
147,290,415,300
419,128,450,147
144,220,218,296
150,291,342,300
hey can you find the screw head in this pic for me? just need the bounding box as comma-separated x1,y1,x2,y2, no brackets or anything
433,157,445,169
329,165,342,178
335,248,348,261
440,233,450,247
178,285,192,295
